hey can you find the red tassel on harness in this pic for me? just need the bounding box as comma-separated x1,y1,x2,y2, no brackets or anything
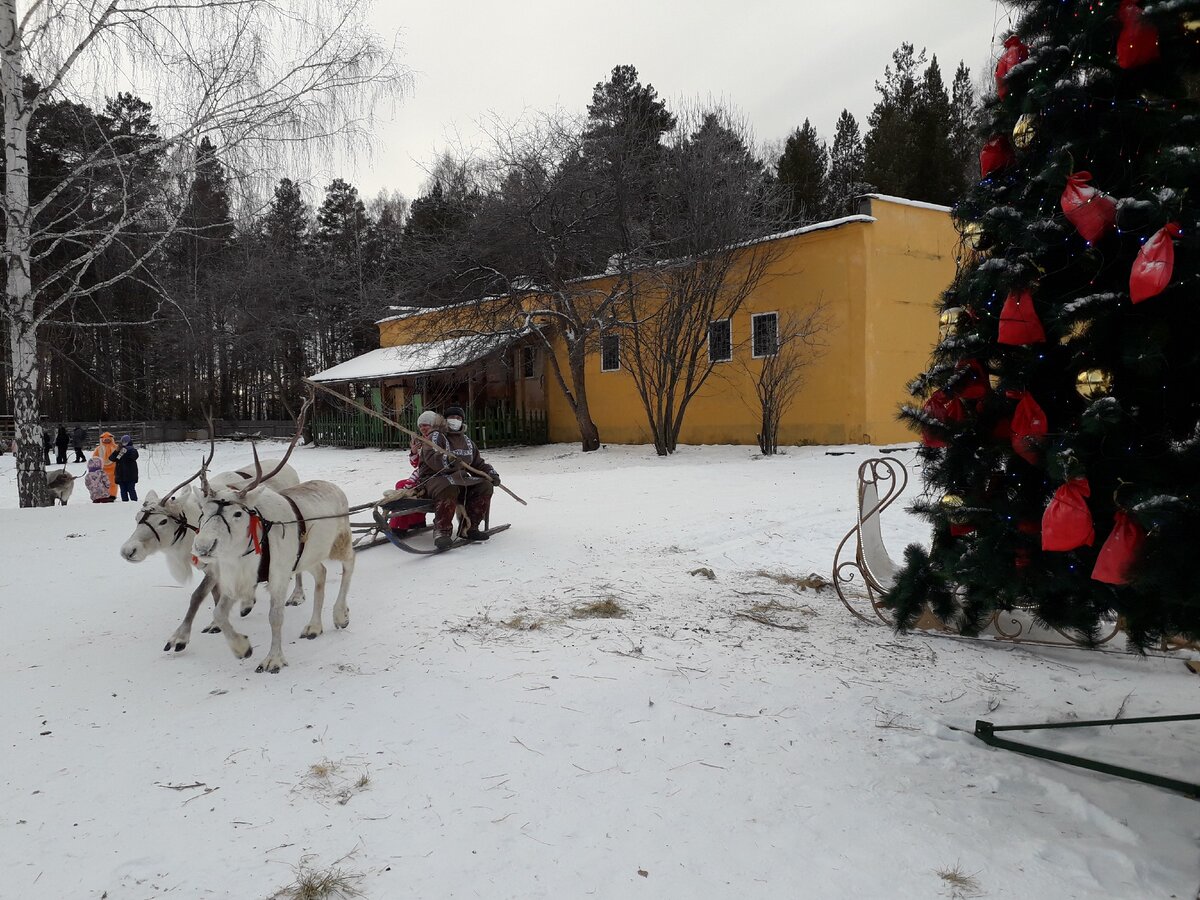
249,513,264,554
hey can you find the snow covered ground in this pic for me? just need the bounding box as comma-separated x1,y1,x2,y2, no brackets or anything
2,440,1198,900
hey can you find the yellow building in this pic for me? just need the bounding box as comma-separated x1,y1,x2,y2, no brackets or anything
318,194,957,448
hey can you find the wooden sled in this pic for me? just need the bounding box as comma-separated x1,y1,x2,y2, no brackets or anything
351,496,510,555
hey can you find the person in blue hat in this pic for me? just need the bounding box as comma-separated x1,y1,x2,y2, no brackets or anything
110,433,140,502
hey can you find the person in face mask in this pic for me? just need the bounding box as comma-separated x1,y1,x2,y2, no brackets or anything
416,405,501,550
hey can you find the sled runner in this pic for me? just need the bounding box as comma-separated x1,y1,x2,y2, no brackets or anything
350,496,510,554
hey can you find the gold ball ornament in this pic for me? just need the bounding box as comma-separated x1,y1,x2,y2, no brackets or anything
1075,368,1113,399
939,307,963,340
962,222,984,249
988,372,1002,390
1012,114,1037,150
940,494,967,523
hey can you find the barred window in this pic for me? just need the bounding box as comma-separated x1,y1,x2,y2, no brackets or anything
600,334,620,372
752,312,779,358
708,319,732,362
522,345,537,379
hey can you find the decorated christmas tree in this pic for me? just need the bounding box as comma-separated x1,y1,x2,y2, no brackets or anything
892,0,1200,647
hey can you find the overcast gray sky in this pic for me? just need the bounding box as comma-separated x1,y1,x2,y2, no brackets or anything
333,1,1015,202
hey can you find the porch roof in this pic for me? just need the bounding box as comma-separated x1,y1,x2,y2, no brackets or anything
308,336,508,384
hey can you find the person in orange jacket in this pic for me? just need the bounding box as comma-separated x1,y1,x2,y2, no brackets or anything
92,431,119,499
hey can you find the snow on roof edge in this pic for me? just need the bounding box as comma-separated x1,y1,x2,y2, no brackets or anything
861,193,953,213
374,198,943,308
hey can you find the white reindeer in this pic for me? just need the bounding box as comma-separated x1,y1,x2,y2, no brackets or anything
193,409,354,673
118,458,314,652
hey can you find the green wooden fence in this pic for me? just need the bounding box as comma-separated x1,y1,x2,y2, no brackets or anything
312,407,548,450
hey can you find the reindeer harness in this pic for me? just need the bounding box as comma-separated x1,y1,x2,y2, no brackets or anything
206,495,310,585
137,508,195,547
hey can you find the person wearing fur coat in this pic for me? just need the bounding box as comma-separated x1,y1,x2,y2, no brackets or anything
91,432,119,500
417,405,500,550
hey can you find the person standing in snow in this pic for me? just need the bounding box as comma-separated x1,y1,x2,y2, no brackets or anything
92,431,119,500
42,428,53,464
71,425,86,462
54,426,69,464
84,457,114,503
417,405,499,550
389,410,436,535
110,434,140,502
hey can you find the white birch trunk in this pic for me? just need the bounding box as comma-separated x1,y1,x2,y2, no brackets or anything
2,0,51,507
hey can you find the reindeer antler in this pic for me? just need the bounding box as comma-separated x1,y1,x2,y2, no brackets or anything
164,415,217,500
237,396,312,499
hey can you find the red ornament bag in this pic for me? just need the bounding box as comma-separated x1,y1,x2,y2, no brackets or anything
995,35,1028,99
1010,392,1047,464
980,136,1015,178
951,358,988,401
1061,172,1116,243
920,390,965,448
1091,510,1146,584
1042,478,1095,551
1130,222,1180,303
997,289,1045,345
1117,0,1160,69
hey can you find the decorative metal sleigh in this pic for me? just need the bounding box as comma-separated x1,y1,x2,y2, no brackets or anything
831,457,1197,652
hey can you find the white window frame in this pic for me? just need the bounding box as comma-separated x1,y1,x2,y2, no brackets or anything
600,334,621,372
708,318,733,363
522,345,537,380
751,312,779,359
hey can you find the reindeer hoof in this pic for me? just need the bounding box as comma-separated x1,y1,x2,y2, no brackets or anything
255,655,286,673
240,645,253,660
174,641,187,652
202,623,220,634
239,605,253,618
163,641,173,652
286,596,304,607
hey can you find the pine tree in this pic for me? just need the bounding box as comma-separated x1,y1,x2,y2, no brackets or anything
825,109,869,217
312,178,373,365
892,0,1200,646
949,62,981,199
776,119,828,223
910,56,958,205
863,43,926,198
263,177,310,258
580,64,676,264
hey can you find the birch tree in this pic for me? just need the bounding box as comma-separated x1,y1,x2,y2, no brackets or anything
1,0,405,506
